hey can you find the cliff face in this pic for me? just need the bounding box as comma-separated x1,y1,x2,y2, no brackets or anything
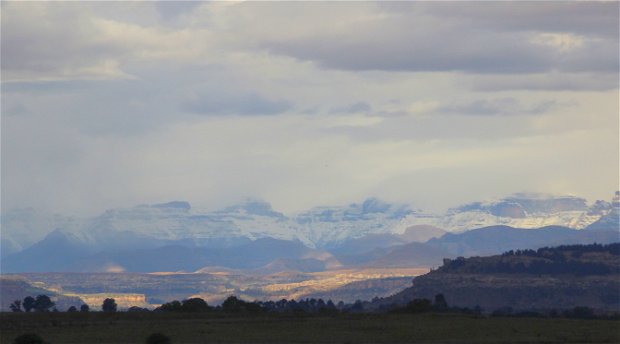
68,293,148,310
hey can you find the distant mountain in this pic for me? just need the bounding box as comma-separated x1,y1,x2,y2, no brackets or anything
0,209,81,258
295,198,415,248
2,193,617,273
399,225,447,243
586,191,620,232
396,194,612,232
2,237,339,273
362,242,454,269
426,225,620,257
1,230,92,272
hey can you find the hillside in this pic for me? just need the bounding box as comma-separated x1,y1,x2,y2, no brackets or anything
426,225,619,257
0,276,84,312
373,243,620,312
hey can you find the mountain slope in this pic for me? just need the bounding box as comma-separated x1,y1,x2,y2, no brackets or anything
363,242,455,268
12,238,338,273
426,225,620,257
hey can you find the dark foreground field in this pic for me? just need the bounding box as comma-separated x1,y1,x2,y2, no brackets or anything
1,312,619,344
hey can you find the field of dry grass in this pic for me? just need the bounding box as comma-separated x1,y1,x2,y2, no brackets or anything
1,311,619,343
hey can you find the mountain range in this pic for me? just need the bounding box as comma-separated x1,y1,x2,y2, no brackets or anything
1,192,618,273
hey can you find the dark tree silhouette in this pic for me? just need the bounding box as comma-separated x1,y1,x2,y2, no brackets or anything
22,296,35,312
181,298,210,312
13,333,47,344
222,296,244,312
145,332,171,344
80,304,90,312
10,300,22,312
158,300,182,312
33,295,54,312
102,298,117,312
434,294,448,311
67,306,77,312
407,298,433,313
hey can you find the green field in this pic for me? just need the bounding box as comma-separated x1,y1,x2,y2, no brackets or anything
1,312,619,344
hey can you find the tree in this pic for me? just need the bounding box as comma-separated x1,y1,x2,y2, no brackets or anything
67,306,77,312
23,296,35,312
158,300,182,312
33,295,54,312
10,300,22,312
222,296,244,312
102,298,117,312
80,304,90,312
434,294,448,311
181,298,210,312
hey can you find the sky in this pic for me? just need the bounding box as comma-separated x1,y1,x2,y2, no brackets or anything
1,1,619,216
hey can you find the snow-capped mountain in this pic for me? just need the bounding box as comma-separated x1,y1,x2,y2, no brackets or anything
295,198,413,248
0,209,82,258
1,193,616,259
69,199,308,249
393,194,612,233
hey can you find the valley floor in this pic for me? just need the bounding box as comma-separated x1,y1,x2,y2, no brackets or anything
1,312,619,344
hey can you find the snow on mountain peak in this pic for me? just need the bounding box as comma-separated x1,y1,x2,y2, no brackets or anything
1,193,615,255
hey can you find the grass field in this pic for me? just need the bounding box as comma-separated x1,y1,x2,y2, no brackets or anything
1,312,619,343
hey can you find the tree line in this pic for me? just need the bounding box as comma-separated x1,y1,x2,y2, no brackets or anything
9,295,117,313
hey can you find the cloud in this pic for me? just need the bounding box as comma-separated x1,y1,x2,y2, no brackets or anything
248,2,618,75
469,73,619,92
1,2,132,82
182,92,292,116
439,98,558,116
421,2,619,38
1,1,618,219
330,102,371,114
0,2,215,82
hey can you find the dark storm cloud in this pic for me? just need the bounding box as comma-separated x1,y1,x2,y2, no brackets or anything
182,92,292,116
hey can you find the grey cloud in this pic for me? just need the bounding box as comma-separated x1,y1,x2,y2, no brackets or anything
155,2,202,22
183,92,292,116
439,98,557,117
421,2,619,38
258,2,617,75
1,3,129,81
266,30,556,74
471,73,619,92
330,102,371,114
